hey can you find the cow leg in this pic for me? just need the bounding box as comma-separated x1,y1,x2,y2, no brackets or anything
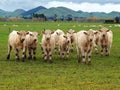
88,49,92,65
28,47,32,60
76,47,81,63
66,49,69,60
54,44,58,54
7,45,12,60
41,46,44,55
22,46,26,62
60,50,64,60
108,45,111,56
43,48,48,62
81,49,86,64
94,46,98,54
94,43,98,54
60,51,62,60
33,47,36,60
60,47,64,60
94,39,99,54
49,48,53,63
105,45,109,56
70,44,74,52
101,44,104,56
14,49,19,62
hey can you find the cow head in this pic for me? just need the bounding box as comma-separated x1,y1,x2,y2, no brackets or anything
17,30,28,43
42,29,54,41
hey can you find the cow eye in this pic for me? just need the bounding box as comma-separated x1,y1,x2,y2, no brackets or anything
30,34,33,36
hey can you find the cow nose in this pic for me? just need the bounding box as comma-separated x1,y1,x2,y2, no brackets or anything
103,34,105,37
21,39,25,43
46,38,50,41
90,39,92,42
34,39,37,42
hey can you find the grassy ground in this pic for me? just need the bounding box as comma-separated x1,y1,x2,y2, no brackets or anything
0,21,120,90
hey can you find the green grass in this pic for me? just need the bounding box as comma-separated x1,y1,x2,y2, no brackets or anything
0,21,120,90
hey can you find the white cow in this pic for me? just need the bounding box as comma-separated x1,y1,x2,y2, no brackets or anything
24,31,39,60
52,29,65,53
57,34,71,60
41,29,55,63
89,29,99,54
98,27,113,56
7,30,28,61
76,30,95,64
67,29,76,52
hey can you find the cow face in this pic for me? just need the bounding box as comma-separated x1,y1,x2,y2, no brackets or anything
84,30,94,42
99,28,110,39
32,32,39,43
17,31,28,43
42,30,54,41
67,29,76,43
63,35,71,44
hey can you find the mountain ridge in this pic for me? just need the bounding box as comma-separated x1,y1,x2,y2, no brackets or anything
0,6,119,18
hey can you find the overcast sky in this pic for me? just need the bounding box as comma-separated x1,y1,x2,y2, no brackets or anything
0,0,120,13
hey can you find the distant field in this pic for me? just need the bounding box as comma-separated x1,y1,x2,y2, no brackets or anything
0,21,120,90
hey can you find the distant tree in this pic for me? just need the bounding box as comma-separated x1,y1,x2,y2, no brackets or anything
32,13,47,21
60,15,64,21
0,16,6,21
54,14,57,21
115,16,119,23
66,14,73,21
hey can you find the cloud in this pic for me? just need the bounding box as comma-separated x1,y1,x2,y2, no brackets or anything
56,0,120,4
0,0,120,13
46,1,120,13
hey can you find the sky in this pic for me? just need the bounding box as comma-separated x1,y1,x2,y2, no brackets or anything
0,0,120,13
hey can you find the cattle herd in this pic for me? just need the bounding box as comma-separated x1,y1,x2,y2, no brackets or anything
6,27,113,65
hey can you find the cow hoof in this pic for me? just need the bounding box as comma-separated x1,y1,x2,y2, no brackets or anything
88,61,91,65
7,55,10,60
22,60,25,62
106,54,109,56
49,60,53,63
25,55,27,59
78,60,80,63
95,52,98,54
16,58,20,62
33,57,36,60
66,58,68,60
43,60,47,62
70,49,74,52
28,56,32,60
82,61,86,64
60,57,63,60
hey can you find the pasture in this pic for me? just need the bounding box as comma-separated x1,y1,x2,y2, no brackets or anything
0,21,120,90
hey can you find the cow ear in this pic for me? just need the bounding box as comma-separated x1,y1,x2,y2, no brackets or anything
67,31,70,34
42,29,45,34
51,31,54,34
84,32,88,35
94,31,98,34
30,33,33,36
26,32,29,35
63,35,67,39
56,32,59,35
42,31,45,34
106,29,110,32
99,30,102,32
73,30,76,33
37,32,40,36
17,31,20,35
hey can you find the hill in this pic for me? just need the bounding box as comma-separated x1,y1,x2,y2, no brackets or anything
0,6,119,19
0,9,25,18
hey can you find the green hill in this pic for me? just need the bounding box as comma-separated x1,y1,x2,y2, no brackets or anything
0,6,119,19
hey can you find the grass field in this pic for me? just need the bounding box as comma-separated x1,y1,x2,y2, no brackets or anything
0,21,120,90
